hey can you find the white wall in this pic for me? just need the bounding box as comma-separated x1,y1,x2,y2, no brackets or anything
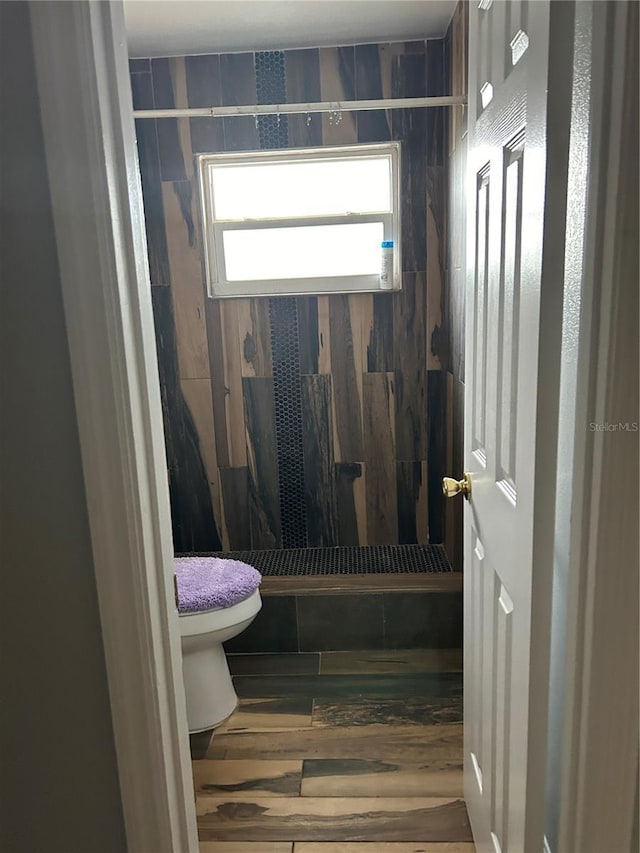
0,4,127,850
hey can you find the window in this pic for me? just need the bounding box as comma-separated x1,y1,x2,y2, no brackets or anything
197,143,401,298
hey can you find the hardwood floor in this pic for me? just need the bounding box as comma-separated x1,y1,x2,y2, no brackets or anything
191,648,473,850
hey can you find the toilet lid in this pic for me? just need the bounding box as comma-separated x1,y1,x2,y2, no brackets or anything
174,557,262,614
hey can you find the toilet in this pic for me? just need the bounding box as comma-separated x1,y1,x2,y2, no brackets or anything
175,556,262,733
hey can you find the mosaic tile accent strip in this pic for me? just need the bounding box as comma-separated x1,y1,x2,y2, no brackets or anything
269,297,309,547
255,51,289,149
255,50,308,547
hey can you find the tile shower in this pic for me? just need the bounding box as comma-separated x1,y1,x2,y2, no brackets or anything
131,32,465,652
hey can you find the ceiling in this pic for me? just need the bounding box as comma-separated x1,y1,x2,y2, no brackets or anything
124,0,458,57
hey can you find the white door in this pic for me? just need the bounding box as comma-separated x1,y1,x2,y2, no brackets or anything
461,2,571,851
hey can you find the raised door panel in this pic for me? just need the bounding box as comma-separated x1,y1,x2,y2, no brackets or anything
465,1,555,850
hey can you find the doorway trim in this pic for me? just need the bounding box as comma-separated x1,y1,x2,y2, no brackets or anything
25,0,638,850
555,2,639,849
28,2,198,850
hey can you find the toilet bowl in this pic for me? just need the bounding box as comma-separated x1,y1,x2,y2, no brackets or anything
175,557,262,733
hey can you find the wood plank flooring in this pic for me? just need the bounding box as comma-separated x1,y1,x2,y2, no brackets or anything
191,649,474,853
192,648,473,849
199,845,475,853
196,796,470,842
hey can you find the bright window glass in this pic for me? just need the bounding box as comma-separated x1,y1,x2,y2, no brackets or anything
211,158,392,220
223,222,384,281
198,143,401,296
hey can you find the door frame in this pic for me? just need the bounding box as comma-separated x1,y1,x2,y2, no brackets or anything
554,2,639,850
26,0,637,850
28,2,198,851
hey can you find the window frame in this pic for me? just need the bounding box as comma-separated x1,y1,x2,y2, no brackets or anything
197,142,402,298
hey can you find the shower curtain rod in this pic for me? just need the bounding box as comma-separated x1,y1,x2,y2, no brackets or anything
133,94,467,119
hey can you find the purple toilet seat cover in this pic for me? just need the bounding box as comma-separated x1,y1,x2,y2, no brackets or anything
174,557,262,614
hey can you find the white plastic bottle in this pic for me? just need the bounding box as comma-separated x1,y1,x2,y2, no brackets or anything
380,240,394,290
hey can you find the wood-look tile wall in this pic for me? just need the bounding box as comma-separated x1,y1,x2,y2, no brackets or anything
130,40,451,553
444,2,469,571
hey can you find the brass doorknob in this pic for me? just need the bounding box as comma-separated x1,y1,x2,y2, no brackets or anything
442,472,472,500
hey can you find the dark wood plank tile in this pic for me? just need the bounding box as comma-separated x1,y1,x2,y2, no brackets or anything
300,758,463,798
236,298,273,378
204,297,230,468
185,53,225,154
425,39,447,166
162,181,210,379
200,844,292,853
404,40,428,54
129,58,150,74
394,271,427,377
398,122,427,275
180,378,223,535
311,696,462,727
318,47,357,145
348,292,373,417
233,672,462,701
261,573,462,597
189,115,225,155
329,295,363,461
379,42,407,101
185,53,223,106
391,53,427,272
219,467,252,550
363,373,398,544
368,293,394,373
243,377,281,549
318,46,355,100
218,300,249,468
228,653,320,676
220,52,256,105
426,370,446,543
447,139,467,382
355,44,391,142
220,52,259,151
335,462,363,546
193,759,303,797
130,70,153,110
211,696,314,735
315,296,331,374
151,287,221,551
397,460,429,546
298,296,319,375
224,596,299,654
135,95,171,286
394,272,427,461
427,165,447,370
190,728,213,760
151,57,188,181
383,593,462,650
296,595,383,653
222,113,259,151
286,49,323,148
300,375,337,547
319,649,462,676
196,795,471,841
